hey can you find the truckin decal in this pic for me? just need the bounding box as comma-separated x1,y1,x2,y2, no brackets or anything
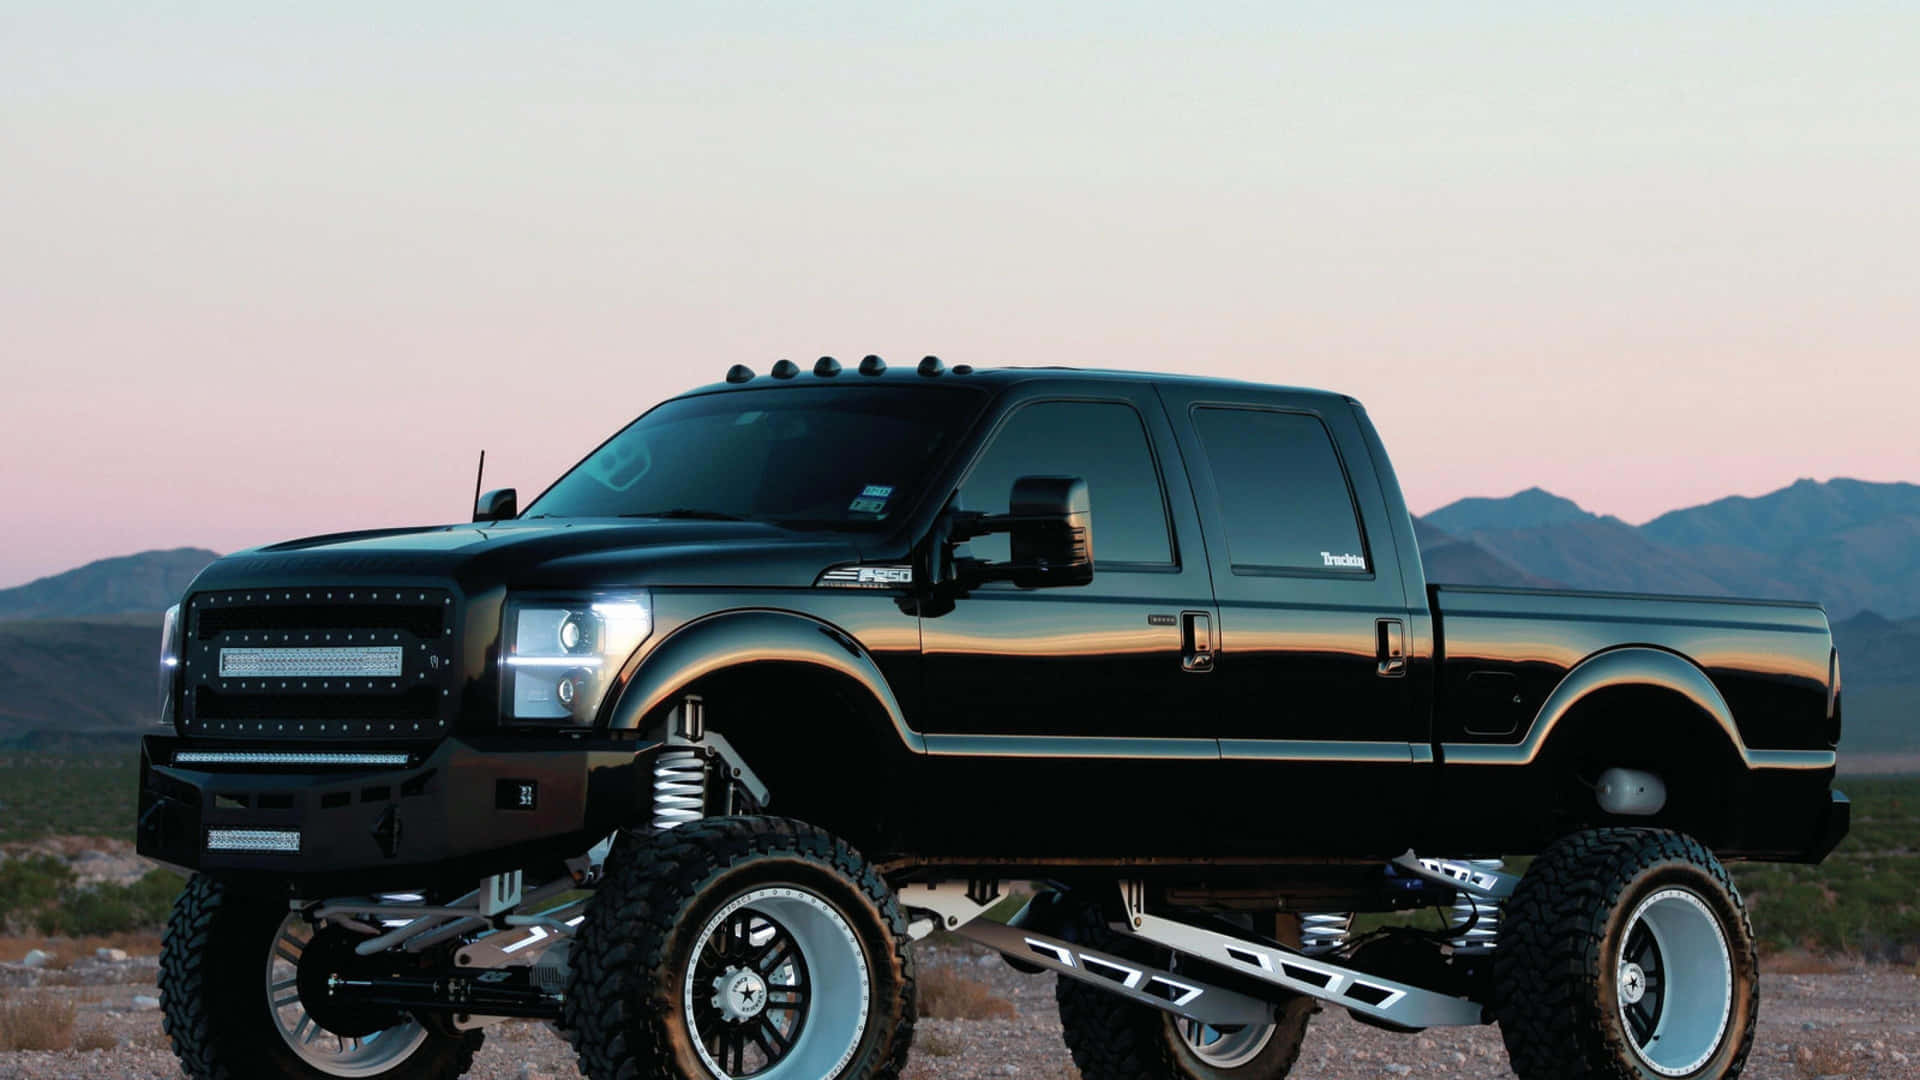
1320,551,1366,569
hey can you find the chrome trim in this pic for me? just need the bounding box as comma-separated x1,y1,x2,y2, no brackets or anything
1219,739,1416,763
921,734,1218,759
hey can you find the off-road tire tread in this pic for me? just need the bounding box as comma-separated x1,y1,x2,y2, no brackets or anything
160,874,481,1080
562,815,917,1080
1493,827,1758,1080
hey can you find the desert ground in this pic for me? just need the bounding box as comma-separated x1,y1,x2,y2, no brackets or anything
2,939,1915,1080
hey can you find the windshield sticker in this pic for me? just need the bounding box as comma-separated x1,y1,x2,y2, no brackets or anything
849,484,894,516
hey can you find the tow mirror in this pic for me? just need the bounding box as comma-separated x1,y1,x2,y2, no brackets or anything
474,487,518,523
1007,476,1093,587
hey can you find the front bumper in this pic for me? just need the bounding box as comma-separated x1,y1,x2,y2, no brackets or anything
137,733,660,893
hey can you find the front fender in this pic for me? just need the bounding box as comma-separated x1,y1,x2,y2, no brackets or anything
603,609,925,753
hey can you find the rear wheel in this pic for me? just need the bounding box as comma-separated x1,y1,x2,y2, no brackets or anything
160,875,481,1080
1494,828,1757,1080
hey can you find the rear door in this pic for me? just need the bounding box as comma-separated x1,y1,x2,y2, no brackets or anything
1156,383,1424,853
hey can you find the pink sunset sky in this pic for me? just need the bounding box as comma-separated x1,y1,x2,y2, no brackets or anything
2,3,1917,588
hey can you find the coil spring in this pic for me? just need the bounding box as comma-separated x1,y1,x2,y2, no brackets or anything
1300,912,1353,955
1447,858,1505,955
651,749,708,830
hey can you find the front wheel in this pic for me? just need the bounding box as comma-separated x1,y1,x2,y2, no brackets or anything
563,816,916,1080
1494,828,1758,1080
160,875,481,1080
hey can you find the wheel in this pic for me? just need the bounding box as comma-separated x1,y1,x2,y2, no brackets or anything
563,816,916,1080
1494,828,1758,1080
160,874,481,1080
1056,914,1314,1080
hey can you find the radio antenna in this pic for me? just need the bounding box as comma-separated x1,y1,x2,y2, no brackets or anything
472,450,486,514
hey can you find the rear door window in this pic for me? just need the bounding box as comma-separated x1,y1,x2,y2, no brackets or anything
1190,407,1369,574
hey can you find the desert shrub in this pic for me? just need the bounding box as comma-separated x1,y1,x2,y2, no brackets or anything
33,869,183,937
0,855,75,927
916,966,1015,1021
0,992,77,1052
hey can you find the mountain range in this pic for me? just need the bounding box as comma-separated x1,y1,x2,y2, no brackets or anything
0,479,1913,750
1416,479,1920,620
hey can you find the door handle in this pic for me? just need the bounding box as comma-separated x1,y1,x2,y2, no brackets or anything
1376,618,1406,678
1182,611,1214,673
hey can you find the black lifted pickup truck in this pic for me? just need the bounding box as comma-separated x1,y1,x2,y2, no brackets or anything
140,359,1848,1080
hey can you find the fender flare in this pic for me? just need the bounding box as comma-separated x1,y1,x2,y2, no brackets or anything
603,608,925,754
1444,645,1828,771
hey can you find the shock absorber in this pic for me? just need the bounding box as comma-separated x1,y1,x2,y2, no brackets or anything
651,749,707,830
1446,858,1505,955
651,695,710,830
1300,912,1353,955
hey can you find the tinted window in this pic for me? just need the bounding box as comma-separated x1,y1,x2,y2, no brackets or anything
960,401,1172,566
526,386,984,526
1191,408,1368,573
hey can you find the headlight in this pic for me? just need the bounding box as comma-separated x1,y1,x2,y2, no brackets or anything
502,592,652,725
156,602,182,727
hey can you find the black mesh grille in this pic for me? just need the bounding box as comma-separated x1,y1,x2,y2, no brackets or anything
177,587,462,741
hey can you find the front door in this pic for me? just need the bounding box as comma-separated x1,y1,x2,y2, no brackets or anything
917,384,1220,854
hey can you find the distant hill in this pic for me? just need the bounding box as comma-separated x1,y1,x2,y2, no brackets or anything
1418,480,1920,620
0,549,218,620
1424,486,1602,535
0,614,163,742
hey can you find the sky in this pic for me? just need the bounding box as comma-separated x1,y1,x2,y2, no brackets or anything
2,2,1917,587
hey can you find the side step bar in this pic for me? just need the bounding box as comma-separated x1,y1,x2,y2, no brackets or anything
952,919,1274,1029
903,881,1486,1032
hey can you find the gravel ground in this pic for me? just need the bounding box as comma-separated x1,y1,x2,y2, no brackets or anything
2,947,1915,1079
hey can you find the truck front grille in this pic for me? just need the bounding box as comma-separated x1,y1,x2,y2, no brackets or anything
177,587,461,741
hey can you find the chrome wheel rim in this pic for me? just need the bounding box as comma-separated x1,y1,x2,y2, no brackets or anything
266,917,429,1077
684,886,870,1080
1617,888,1733,1077
1175,1016,1276,1067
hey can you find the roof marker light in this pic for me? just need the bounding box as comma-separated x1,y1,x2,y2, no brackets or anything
813,356,841,376
917,355,945,376
952,363,974,374
771,359,799,379
858,354,886,375
725,364,754,383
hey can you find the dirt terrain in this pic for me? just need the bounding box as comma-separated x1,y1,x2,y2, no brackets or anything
2,943,1914,1080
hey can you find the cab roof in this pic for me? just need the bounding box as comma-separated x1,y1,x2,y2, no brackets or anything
687,357,1355,407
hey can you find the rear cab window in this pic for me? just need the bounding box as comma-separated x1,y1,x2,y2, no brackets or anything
1188,407,1370,576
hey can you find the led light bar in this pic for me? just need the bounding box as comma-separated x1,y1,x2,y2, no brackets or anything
174,751,411,767
218,646,404,678
206,828,302,853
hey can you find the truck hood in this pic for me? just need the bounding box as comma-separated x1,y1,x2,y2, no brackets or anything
189,519,864,595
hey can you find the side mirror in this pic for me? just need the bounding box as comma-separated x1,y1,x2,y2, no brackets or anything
474,487,518,523
1004,475,1094,587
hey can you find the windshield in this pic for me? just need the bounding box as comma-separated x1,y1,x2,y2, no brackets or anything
524,385,987,526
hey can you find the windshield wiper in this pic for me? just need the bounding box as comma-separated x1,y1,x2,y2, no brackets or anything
619,508,752,522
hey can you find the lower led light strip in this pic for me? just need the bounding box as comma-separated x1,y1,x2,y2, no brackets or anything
175,751,411,767
206,828,302,853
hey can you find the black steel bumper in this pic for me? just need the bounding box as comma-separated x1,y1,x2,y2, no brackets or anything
136,733,661,893
1806,788,1851,864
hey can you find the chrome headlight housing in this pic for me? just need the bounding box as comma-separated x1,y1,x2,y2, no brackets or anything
156,602,182,727
501,591,653,725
